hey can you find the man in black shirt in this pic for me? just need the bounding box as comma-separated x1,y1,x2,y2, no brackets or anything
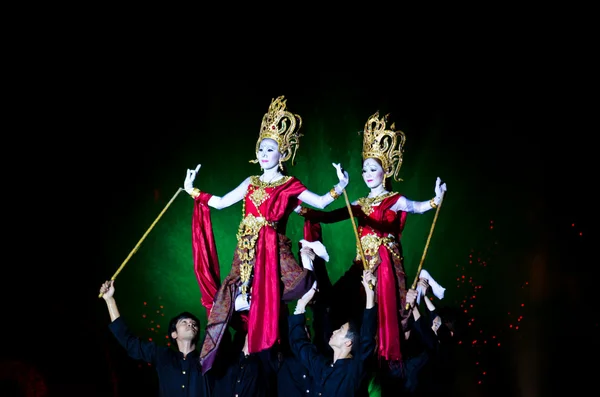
288,269,377,397
212,329,278,397
99,280,213,397
277,305,314,397
405,280,459,396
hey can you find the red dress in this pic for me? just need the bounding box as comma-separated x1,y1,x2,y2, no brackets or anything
301,192,410,363
192,176,316,373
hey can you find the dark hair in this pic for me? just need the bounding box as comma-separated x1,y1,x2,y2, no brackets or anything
437,306,464,339
345,320,360,354
232,329,248,352
168,311,201,344
437,323,453,344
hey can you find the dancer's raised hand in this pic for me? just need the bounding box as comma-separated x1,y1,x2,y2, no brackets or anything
184,164,201,194
332,163,349,190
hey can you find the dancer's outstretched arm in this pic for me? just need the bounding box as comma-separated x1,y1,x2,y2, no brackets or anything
184,163,250,209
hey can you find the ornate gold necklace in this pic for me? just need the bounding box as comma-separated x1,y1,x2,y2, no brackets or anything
356,191,397,216
248,175,291,210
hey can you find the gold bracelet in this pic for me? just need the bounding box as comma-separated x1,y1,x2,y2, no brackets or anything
429,198,438,208
190,188,201,199
329,187,340,200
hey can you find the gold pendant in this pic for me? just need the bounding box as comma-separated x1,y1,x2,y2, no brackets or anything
357,197,376,216
249,186,270,209
357,192,396,216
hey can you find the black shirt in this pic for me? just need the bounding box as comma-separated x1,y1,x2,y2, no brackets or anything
412,310,457,394
108,317,212,397
211,329,277,397
213,350,274,397
277,352,313,397
288,307,377,397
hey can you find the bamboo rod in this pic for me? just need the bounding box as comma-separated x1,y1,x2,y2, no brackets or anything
406,191,446,309
99,187,184,298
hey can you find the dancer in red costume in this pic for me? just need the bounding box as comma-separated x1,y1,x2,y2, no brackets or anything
183,95,348,374
296,111,447,383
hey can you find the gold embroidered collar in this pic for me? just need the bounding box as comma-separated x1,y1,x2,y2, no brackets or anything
247,175,292,210
250,175,292,188
356,191,398,215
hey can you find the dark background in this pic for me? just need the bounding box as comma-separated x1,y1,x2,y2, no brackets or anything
3,69,594,396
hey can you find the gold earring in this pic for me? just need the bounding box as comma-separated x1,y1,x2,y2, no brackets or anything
279,158,284,171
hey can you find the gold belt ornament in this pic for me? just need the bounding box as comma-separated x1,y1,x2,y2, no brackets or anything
237,213,268,238
236,214,277,298
358,234,395,269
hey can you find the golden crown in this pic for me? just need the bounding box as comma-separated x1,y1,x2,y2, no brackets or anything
361,111,406,182
250,95,303,165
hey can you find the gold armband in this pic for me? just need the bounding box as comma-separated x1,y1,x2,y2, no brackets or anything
329,187,340,200
190,188,201,199
429,198,438,208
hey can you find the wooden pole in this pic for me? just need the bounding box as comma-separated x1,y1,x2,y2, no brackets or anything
99,187,184,298
342,189,373,289
406,191,446,309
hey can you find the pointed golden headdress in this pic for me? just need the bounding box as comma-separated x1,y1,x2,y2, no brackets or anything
250,95,303,165
361,111,406,182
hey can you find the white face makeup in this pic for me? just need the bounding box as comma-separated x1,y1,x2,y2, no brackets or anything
362,158,385,189
257,138,281,171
